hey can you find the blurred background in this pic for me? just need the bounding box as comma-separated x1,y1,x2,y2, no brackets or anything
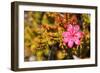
24,11,90,61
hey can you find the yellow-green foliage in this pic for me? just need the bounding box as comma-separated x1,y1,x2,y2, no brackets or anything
24,11,90,61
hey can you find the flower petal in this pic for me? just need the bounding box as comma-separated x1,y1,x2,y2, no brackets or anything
75,31,83,39
68,40,74,48
67,24,73,32
62,32,70,38
63,38,69,43
74,25,80,32
74,38,80,45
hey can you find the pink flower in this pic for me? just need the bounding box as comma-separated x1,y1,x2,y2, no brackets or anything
62,24,83,48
